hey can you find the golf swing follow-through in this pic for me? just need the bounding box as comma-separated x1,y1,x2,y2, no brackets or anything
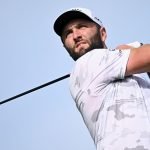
53,7,150,150
1,6,150,150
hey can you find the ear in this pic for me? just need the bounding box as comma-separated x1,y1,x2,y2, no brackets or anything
99,27,107,42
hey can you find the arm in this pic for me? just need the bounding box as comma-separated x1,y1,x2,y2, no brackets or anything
116,41,143,49
126,44,150,76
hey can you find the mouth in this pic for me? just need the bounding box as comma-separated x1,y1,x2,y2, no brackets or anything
75,41,87,48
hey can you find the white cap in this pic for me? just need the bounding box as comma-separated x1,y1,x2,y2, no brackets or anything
53,7,103,36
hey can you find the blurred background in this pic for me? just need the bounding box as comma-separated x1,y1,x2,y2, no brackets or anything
0,0,149,150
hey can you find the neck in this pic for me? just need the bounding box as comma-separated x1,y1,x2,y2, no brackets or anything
103,43,107,49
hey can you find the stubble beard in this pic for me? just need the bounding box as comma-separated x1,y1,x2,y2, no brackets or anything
66,31,104,61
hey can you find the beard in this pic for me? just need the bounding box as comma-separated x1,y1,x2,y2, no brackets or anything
65,30,104,61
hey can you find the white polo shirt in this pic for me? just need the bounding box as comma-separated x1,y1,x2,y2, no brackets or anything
69,48,150,150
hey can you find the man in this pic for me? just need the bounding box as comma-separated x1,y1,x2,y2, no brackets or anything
53,7,150,150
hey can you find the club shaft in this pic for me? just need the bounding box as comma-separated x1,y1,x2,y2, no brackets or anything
0,74,70,105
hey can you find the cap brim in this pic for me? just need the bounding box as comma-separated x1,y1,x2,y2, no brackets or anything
54,11,93,36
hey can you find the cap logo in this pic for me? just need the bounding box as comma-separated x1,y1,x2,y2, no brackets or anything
94,17,100,21
71,8,82,12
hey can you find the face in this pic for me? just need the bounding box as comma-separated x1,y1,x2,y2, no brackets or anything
61,18,107,61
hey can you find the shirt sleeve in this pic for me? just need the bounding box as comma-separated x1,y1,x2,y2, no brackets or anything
89,49,131,84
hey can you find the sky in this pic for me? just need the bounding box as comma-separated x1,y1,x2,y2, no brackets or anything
0,0,150,150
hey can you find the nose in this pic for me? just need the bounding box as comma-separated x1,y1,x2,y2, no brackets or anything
72,29,82,41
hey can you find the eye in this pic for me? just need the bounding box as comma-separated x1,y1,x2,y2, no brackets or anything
66,30,72,36
63,30,72,38
77,24,87,29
